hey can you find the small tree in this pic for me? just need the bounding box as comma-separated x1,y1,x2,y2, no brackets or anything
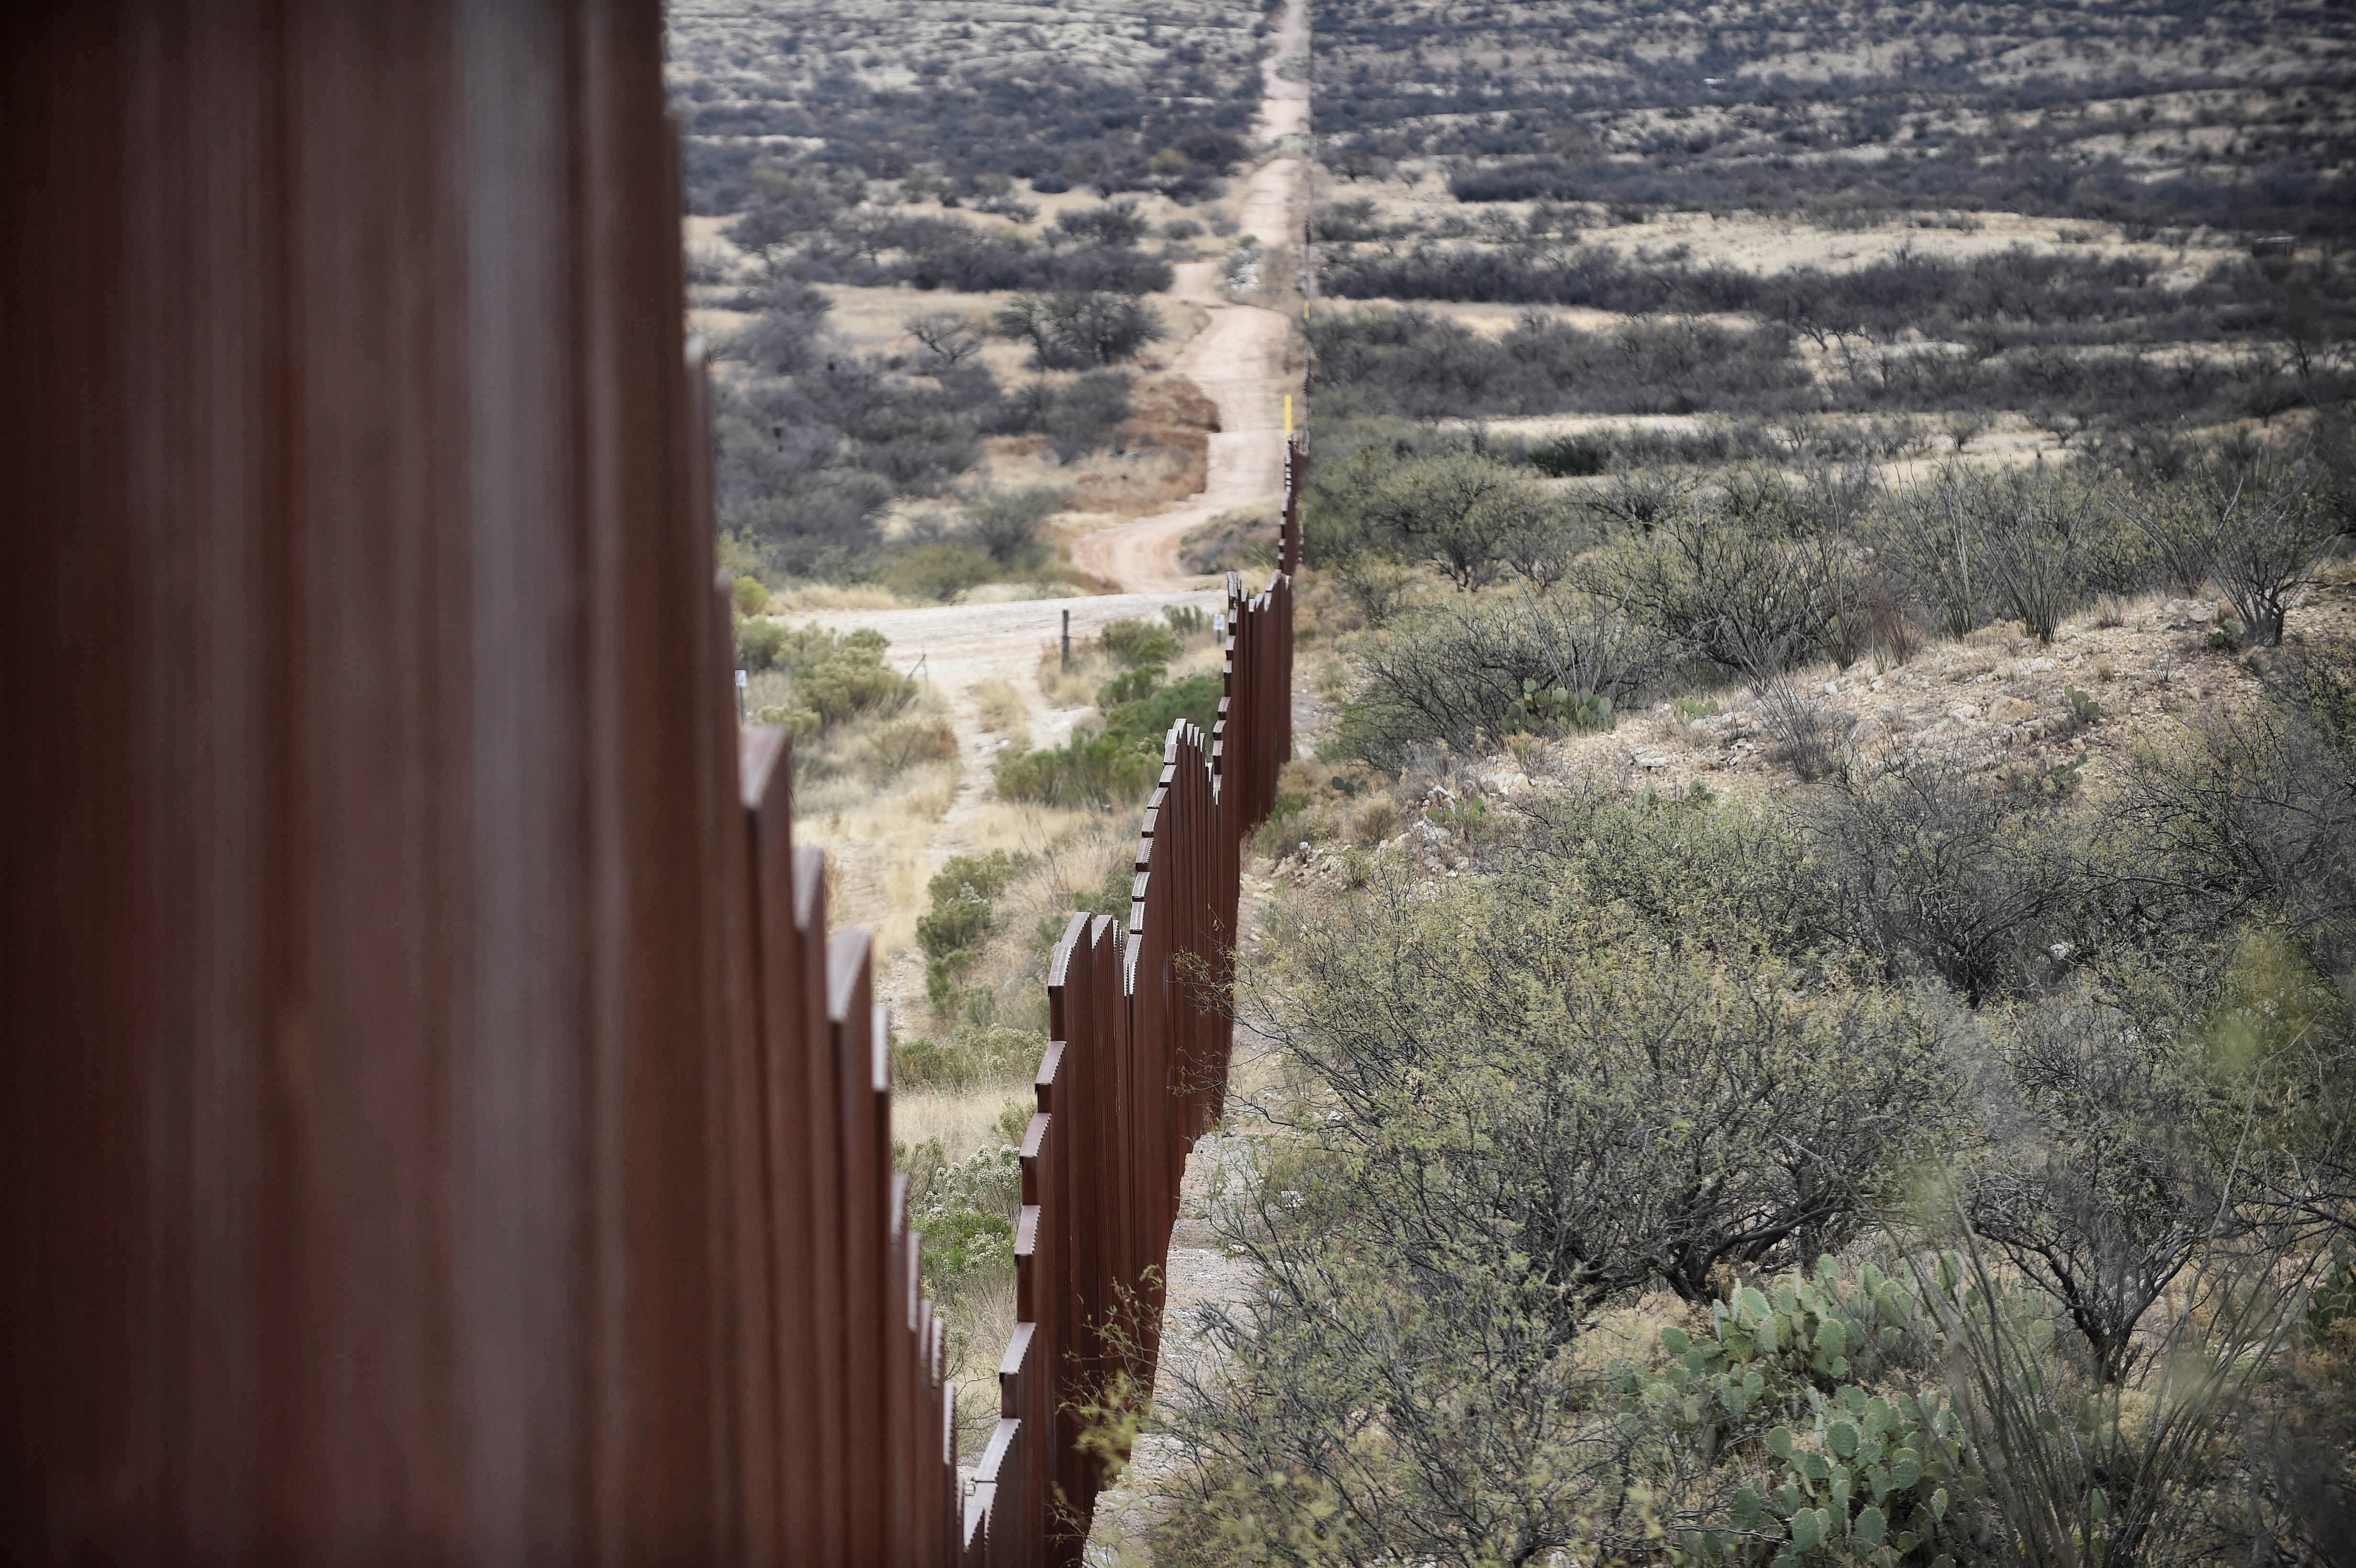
2122,446,2345,643
1360,451,1546,590
1249,863,1963,1309
1050,199,1148,248
959,485,1064,568
904,310,984,370
1963,992,2221,1385
991,291,1165,369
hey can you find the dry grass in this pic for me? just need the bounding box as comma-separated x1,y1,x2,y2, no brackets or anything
895,1086,1033,1165
971,678,1031,744
794,697,962,969
763,581,916,611
1037,642,1116,711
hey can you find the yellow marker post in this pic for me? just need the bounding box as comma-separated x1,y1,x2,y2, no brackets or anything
1284,393,1294,437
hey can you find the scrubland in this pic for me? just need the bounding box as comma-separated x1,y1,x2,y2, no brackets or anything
676,0,2356,1551
666,0,1290,607
1086,3,2356,1562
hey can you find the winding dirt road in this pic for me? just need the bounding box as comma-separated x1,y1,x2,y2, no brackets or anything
794,0,1310,822
1068,0,1311,593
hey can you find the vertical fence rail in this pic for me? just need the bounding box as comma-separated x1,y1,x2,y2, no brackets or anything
0,1,1303,1558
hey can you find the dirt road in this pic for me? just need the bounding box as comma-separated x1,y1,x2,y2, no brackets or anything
1069,0,1310,594
795,0,1309,844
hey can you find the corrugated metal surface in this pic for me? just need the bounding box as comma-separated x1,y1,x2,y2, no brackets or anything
0,1,1304,1555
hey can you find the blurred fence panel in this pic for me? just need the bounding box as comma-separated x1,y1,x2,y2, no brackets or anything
0,0,1301,1558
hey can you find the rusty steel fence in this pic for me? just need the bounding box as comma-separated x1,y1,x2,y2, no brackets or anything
962,534,1300,1566
0,4,1304,1558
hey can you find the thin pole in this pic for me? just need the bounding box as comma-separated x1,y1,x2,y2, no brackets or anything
1061,608,1071,668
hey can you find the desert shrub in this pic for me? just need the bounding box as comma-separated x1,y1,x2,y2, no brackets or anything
1579,469,1866,675
756,624,916,733
1307,305,1811,421
994,730,1161,808
1754,673,1850,781
1157,863,1963,1564
1882,464,2132,643
712,339,992,577
855,718,958,783
992,291,1166,370
894,1021,1047,1093
1302,443,1591,588
960,485,1065,568
1526,433,1610,477
879,539,999,602
916,850,1033,1015
735,616,786,671
993,369,1134,461
1802,764,2091,1004
1101,673,1222,748
2105,644,2356,973
904,310,985,371
1053,200,1150,248
1513,784,1823,952
1963,982,2225,1384
1096,617,1182,668
1253,863,1963,1309
1338,589,1670,767
731,574,770,614
2119,446,2346,645
719,282,834,376
899,1135,1023,1295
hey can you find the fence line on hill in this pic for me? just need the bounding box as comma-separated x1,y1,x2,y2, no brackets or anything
0,1,1300,1558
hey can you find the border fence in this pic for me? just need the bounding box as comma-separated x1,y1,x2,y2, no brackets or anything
0,3,1302,1560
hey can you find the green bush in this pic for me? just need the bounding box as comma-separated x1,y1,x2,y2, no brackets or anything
898,1136,1024,1295
732,574,770,614
857,718,959,782
880,539,999,602
1526,433,1610,476
1256,863,1963,1307
960,485,1065,568
915,851,1033,1014
1096,617,1183,667
1102,672,1222,745
995,730,1161,808
756,625,916,731
894,1021,1047,1093
736,616,786,671
1337,589,1668,767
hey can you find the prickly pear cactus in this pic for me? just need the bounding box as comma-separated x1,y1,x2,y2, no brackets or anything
1627,1258,1980,1566
1506,678,1614,735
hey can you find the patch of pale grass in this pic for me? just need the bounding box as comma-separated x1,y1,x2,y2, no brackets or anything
1036,642,1115,709
970,679,1029,744
975,817,1137,989
765,582,913,611
894,1085,1030,1164
797,757,958,964
1574,1291,1696,1376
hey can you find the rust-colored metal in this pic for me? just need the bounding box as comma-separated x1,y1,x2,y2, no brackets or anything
0,1,1297,1558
